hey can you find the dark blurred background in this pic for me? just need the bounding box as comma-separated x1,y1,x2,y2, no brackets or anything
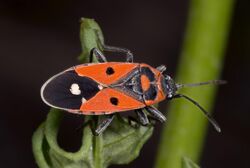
0,0,249,167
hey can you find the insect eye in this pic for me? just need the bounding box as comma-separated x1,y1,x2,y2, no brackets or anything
110,97,118,105
106,67,115,75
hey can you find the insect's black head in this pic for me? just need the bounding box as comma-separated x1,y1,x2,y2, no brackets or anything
161,75,177,98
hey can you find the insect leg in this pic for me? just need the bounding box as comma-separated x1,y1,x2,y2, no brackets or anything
95,114,114,135
90,48,107,63
135,109,149,126
145,106,166,123
103,45,134,62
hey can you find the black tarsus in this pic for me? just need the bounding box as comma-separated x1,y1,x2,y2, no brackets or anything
172,94,221,132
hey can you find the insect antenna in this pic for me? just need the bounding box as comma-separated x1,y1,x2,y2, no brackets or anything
172,94,221,132
176,80,227,89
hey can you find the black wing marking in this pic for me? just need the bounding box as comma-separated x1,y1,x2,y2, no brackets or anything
41,70,100,110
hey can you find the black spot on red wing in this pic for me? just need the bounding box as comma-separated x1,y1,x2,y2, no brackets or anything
106,67,115,75
110,97,119,105
42,70,100,110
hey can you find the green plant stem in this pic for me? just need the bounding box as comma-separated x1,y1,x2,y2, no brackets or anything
154,0,234,168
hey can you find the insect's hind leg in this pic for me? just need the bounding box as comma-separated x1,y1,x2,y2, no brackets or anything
103,45,134,63
94,114,115,135
90,48,107,63
92,29,133,62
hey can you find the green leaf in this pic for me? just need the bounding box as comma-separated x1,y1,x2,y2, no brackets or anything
33,109,153,168
33,18,153,168
182,157,200,168
78,18,104,62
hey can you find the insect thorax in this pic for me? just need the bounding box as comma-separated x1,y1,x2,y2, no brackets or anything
111,66,159,104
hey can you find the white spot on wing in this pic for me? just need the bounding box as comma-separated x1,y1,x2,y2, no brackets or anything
70,83,81,95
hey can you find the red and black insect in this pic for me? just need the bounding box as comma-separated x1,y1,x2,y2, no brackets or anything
41,46,224,135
